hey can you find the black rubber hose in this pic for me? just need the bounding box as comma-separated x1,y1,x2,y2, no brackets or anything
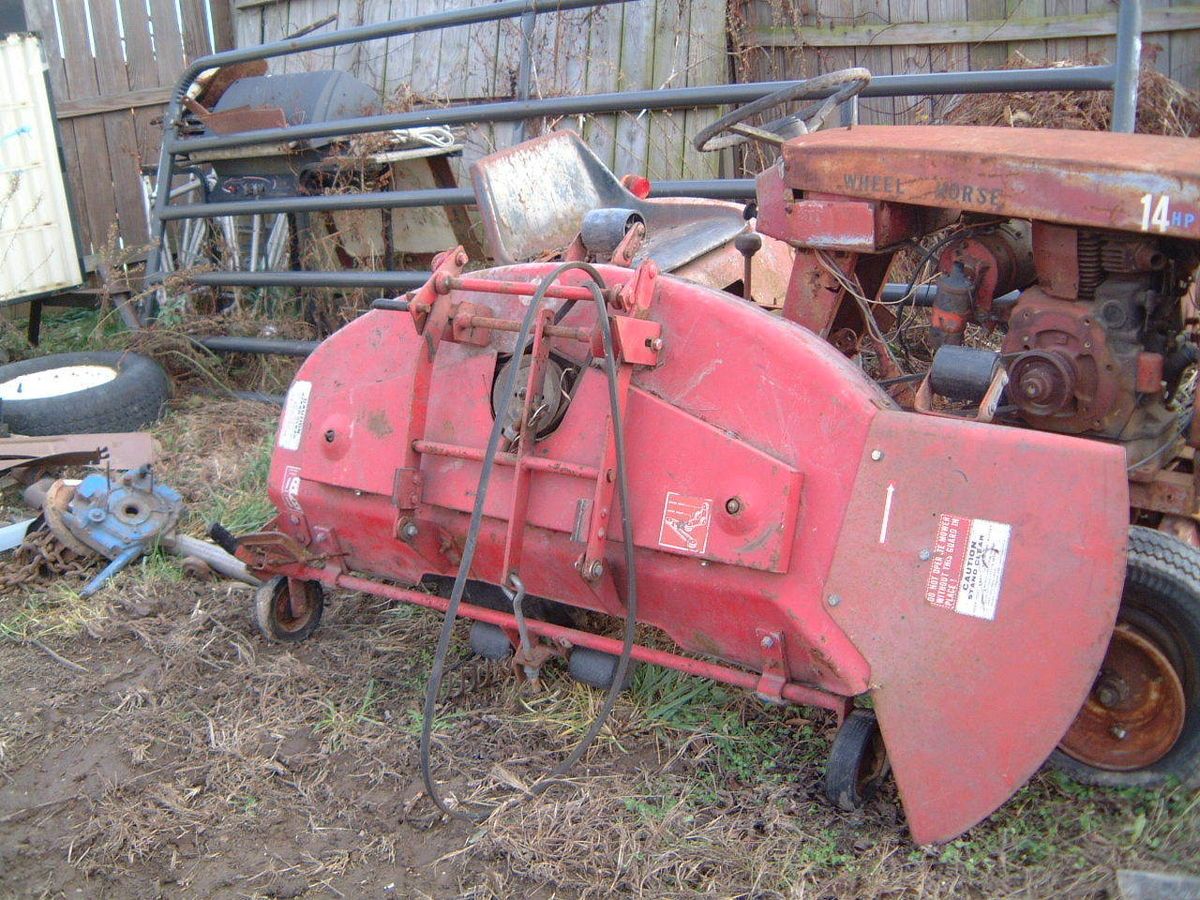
419,261,638,821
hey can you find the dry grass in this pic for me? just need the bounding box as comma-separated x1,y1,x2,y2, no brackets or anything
948,54,1200,137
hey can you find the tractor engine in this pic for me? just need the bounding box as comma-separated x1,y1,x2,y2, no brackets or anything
930,220,1198,468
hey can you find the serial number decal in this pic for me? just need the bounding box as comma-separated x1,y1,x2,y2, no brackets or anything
924,513,1012,621
658,492,713,555
843,173,905,196
278,380,312,451
1139,193,1197,233
932,179,1003,210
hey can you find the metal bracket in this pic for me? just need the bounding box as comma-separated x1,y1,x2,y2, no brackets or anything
392,467,423,511
754,630,788,704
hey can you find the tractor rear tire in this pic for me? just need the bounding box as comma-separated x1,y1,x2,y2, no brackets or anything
824,708,890,811
1052,526,1200,789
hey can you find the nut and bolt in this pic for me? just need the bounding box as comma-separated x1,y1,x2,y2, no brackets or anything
650,337,664,351
870,449,884,461
401,522,420,541
587,561,604,579
725,497,743,515
1097,685,1121,708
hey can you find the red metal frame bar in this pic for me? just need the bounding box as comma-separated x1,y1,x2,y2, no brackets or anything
412,440,601,479
437,274,609,303
320,569,846,714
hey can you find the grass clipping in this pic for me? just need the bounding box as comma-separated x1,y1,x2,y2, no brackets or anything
947,54,1200,136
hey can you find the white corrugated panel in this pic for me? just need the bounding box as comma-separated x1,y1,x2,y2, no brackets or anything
0,33,82,305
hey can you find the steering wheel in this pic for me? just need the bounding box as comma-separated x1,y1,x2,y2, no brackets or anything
694,68,872,153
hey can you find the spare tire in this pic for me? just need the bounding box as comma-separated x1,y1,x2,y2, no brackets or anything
0,351,170,435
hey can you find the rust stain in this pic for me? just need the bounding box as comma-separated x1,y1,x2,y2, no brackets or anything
365,410,393,438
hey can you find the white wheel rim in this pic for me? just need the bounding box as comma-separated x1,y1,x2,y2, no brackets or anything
0,364,119,401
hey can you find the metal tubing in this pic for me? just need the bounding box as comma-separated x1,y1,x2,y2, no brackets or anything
1112,0,1142,133
329,570,846,713
158,179,757,222
197,335,320,356
168,66,1118,157
186,270,431,289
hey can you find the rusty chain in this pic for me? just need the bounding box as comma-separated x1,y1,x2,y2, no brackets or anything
0,527,96,591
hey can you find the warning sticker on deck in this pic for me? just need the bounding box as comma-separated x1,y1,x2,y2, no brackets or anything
281,465,303,513
278,381,311,451
658,492,713,555
924,513,1011,620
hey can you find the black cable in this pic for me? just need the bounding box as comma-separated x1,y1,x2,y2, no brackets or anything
419,261,638,821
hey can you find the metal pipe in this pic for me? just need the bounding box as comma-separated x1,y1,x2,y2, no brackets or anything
330,570,845,713
167,65,1118,157
197,336,320,356
1112,0,1142,133
158,179,757,222
187,270,431,290
512,10,537,144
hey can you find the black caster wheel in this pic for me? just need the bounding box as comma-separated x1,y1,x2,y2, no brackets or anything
568,646,635,691
253,576,324,643
469,621,514,660
824,708,889,811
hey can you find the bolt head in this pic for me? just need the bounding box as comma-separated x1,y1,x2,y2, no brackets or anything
401,522,419,540
588,561,604,578
760,635,775,649
828,594,842,607
919,549,932,561
870,449,884,461
1110,725,1128,740
725,497,742,515
650,337,664,351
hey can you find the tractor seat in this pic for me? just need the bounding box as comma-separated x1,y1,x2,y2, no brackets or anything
470,130,748,272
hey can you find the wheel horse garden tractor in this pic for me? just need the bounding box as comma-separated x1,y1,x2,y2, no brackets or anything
227,70,1200,844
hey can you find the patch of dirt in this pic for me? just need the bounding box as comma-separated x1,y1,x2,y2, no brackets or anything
1,401,1198,897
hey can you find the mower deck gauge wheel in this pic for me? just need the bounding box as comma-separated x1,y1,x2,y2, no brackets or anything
824,708,890,811
253,576,324,643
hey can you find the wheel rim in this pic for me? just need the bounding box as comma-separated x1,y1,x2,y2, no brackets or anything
0,365,118,401
1058,625,1186,770
273,580,316,633
856,727,888,794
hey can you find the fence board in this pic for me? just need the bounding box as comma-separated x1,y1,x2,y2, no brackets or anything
92,0,148,245
57,0,119,252
23,0,89,246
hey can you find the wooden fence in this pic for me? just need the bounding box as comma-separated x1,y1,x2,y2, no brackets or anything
20,0,232,257
231,0,731,184
736,0,1200,124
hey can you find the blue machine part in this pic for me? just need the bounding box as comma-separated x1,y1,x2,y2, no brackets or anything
61,466,184,595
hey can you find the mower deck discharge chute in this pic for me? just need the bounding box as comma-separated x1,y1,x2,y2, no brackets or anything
241,245,1128,843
